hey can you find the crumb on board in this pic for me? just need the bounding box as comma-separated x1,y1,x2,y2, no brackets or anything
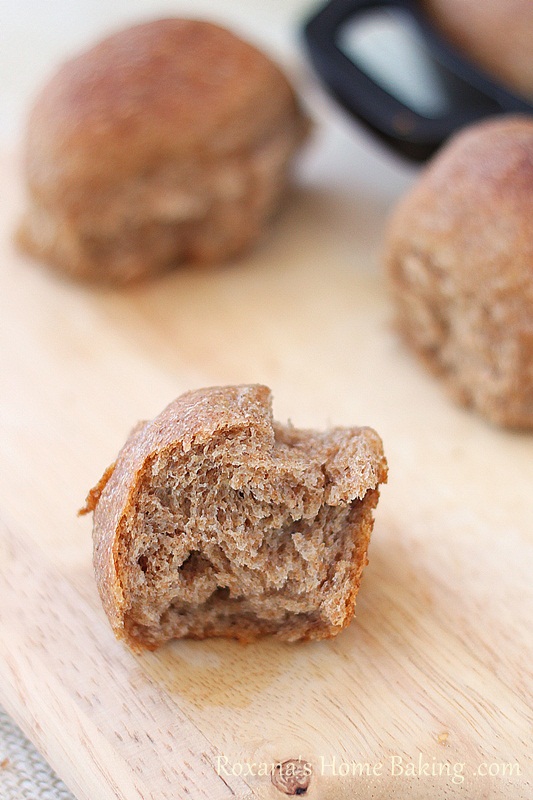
0,757,10,769
437,732,449,745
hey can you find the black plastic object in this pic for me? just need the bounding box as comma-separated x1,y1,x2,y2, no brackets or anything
303,0,533,160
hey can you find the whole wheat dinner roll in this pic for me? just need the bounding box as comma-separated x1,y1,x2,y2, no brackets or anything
80,385,388,651
423,0,533,98
18,19,309,284
385,116,533,429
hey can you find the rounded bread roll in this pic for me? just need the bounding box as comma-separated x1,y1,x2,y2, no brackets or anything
423,0,533,98
385,115,533,428
18,18,309,283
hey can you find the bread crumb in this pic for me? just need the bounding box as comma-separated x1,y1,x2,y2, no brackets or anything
437,732,449,745
78,462,115,516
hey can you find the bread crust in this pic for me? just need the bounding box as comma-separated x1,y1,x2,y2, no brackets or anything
18,19,309,283
385,115,533,428
423,0,533,98
84,385,387,650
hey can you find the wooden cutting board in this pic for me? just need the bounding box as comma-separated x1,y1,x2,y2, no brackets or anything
0,132,531,800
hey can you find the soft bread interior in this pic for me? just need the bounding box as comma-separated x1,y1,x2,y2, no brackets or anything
120,422,382,648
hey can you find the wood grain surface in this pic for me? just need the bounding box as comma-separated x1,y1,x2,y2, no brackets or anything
0,134,532,800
